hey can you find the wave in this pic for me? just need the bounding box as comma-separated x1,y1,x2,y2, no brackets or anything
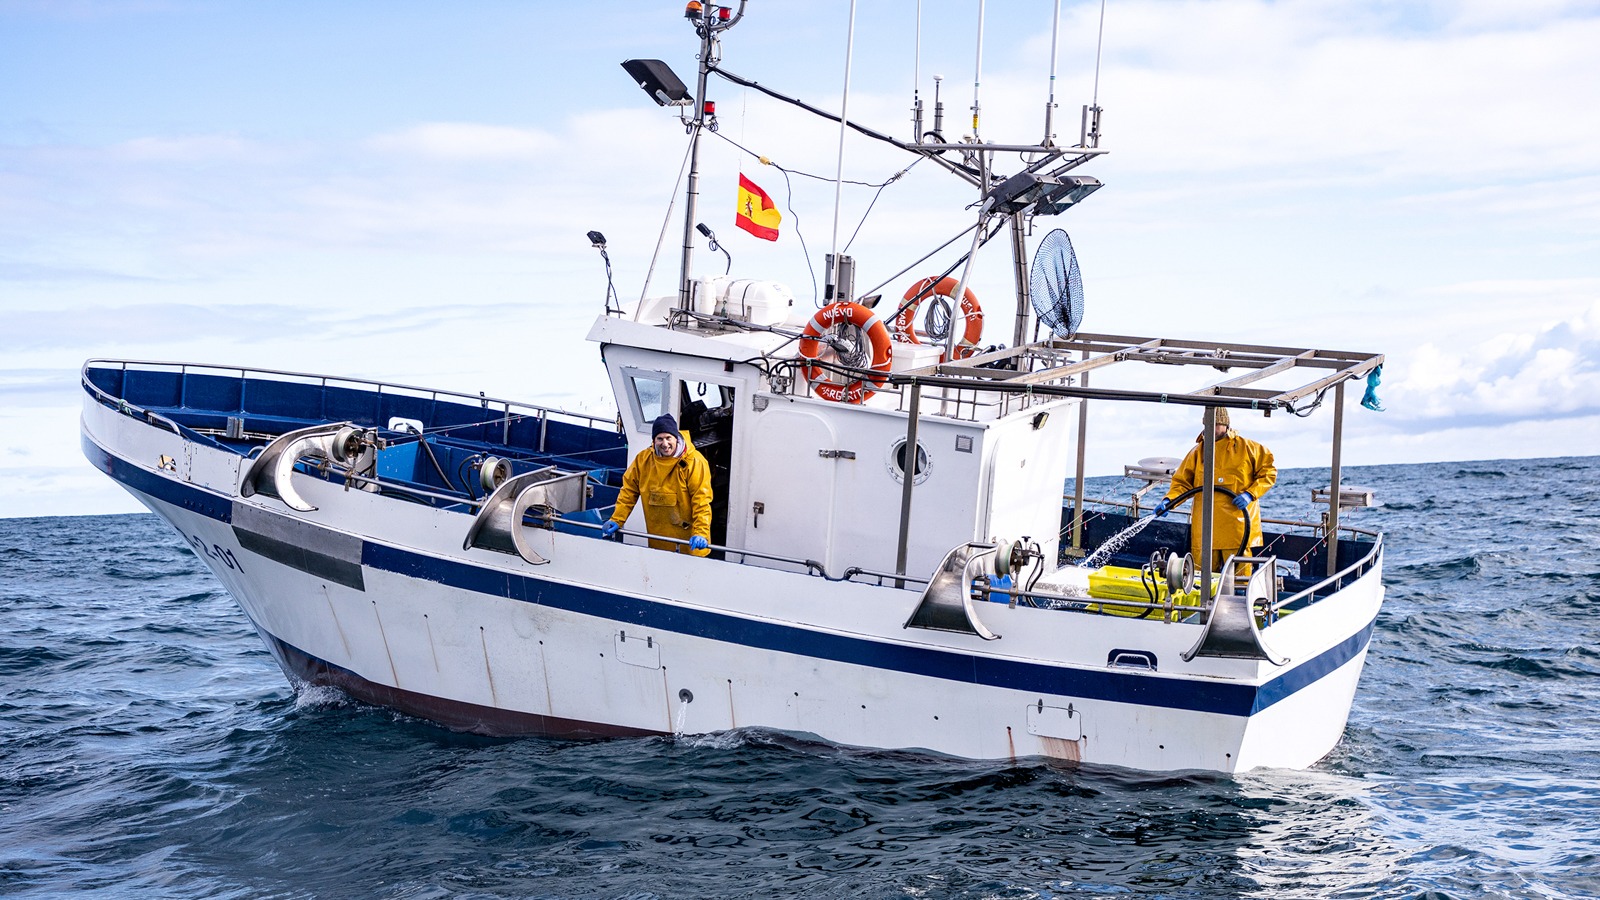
1393,555,1486,578
0,645,70,676
290,683,353,711
1459,652,1597,680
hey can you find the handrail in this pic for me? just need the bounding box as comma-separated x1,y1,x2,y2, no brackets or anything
1068,494,1380,541
82,358,616,430
1272,534,1383,611
567,519,928,586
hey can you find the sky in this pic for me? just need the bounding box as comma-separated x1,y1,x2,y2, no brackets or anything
2,0,1598,518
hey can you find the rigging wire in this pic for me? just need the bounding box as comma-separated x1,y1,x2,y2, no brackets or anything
639,137,698,310
707,128,921,306
709,129,907,188
772,165,818,305
828,0,860,302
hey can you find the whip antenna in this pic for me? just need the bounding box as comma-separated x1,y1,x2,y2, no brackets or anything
970,0,986,141
910,0,923,141
1043,0,1063,146
1082,0,1107,147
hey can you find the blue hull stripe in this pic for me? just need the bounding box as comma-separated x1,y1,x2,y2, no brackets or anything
85,431,1377,720
363,542,1375,718
83,431,235,523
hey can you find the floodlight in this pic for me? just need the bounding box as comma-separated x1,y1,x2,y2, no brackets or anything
621,59,693,108
988,173,1102,216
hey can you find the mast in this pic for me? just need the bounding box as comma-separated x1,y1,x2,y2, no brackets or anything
678,2,747,311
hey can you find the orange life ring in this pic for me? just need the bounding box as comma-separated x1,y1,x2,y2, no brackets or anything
892,276,984,361
798,301,894,404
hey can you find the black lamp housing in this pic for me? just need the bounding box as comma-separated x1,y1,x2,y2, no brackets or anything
621,59,693,108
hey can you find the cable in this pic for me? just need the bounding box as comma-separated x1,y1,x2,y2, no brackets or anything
708,129,921,307
709,130,907,188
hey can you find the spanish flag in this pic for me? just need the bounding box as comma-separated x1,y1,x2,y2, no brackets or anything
735,173,781,241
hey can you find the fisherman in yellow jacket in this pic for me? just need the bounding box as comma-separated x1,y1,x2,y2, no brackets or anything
601,414,713,556
1152,407,1276,574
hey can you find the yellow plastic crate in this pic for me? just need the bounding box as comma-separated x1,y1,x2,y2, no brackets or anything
1086,565,1202,617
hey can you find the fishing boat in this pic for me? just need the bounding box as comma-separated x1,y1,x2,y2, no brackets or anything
79,2,1385,773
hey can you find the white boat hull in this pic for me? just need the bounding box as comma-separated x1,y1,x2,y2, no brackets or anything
82,396,1383,773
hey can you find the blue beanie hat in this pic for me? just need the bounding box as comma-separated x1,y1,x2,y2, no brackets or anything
651,414,680,441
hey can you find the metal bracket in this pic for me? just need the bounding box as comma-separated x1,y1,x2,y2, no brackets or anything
1181,555,1288,665
463,467,588,565
239,422,363,512
903,541,1001,640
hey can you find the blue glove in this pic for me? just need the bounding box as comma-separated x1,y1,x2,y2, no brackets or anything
1152,499,1171,518
690,535,709,551
1232,492,1253,510
601,520,619,538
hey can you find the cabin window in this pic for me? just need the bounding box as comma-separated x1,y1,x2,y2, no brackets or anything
623,368,669,432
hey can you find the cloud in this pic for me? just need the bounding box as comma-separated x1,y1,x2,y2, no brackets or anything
0,300,549,352
367,123,558,161
0,368,80,406
1077,0,1600,181
114,134,285,164
1384,296,1600,428
0,462,146,518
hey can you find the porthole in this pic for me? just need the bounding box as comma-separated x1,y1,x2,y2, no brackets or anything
887,437,931,485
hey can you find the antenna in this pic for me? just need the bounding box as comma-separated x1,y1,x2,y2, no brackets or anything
1081,0,1108,148
910,0,923,141
675,1,750,313
1043,0,1063,146
970,0,986,141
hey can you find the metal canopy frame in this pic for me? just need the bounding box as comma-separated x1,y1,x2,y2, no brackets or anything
908,332,1384,413
882,332,1385,587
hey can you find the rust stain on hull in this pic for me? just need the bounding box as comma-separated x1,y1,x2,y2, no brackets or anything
1039,735,1084,766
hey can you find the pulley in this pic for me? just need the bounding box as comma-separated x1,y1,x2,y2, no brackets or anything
989,538,1037,578
1163,551,1195,595
479,456,510,493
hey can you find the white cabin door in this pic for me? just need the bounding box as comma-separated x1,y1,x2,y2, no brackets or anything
742,408,837,572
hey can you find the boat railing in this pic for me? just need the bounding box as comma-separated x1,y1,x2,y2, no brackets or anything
1270,534,1384,611
768,352,1039,424
328,452,1361,606
581,518,930,587
82,358,617,435
263,461,930,589
984,529,1380,625
1071,493,1380,543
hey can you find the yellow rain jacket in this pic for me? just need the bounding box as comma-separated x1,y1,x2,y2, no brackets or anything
610,436,713,556
1165,429,1277,571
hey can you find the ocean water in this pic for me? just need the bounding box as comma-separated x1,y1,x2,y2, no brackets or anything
3,456,1599,899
